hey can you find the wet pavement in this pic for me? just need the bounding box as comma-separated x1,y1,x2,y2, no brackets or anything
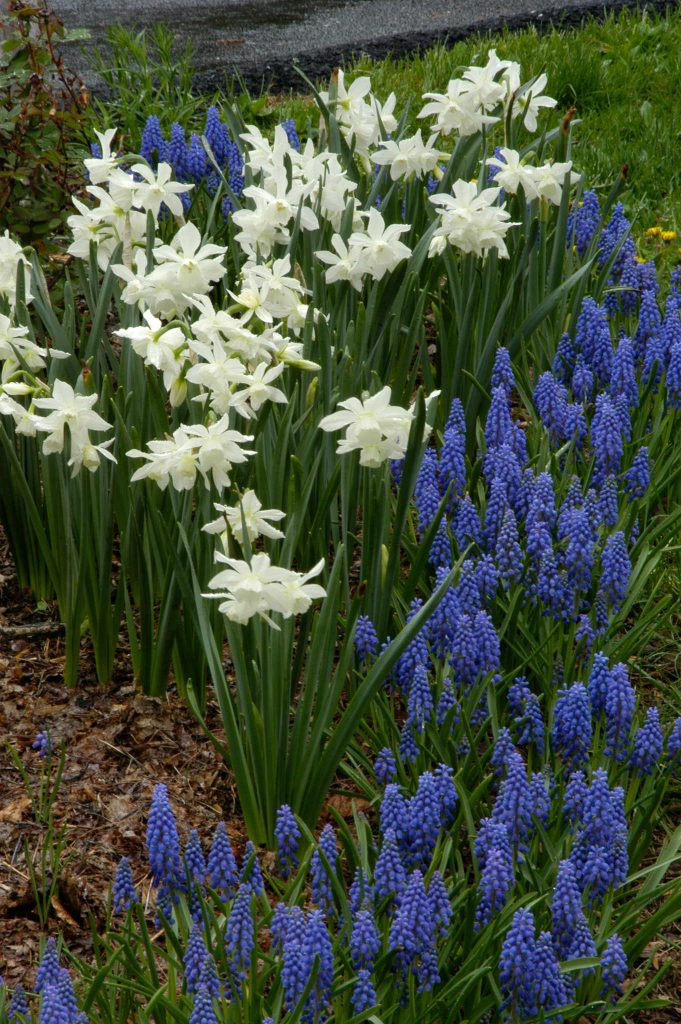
52,0,679,93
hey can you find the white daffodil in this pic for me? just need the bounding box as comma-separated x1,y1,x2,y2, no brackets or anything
348,208,412,280
202,490,286,545
190,306,282,369
0,391,38,436
240,123,278,175
204,551,325,625
232,169,318,257
86,182,135,215
301,152,358,230
237,256,307,322
147,223,228,316
68,191,148,271
205,550,286,623
33,379,113,458
315,234,368,291
429,180,518,259
319,386,414,467
229,361,288,418
320,70,397,159
67,197,110,260
486,148,539,199
0,231,32,307
275,339,321,372
111,252,156,310
108,163,193,220
418,78,499,138
0,316,47,381
371,130,443,182
84,128,120,185
266,559,327,618
128,430,199,491
528,161,579,206
185,343,250,416
187,418,254,490
512,73,557,132
68,436,117,477
460,50,513,112
190,295,247,345
115,310,187,373
128,416,254,492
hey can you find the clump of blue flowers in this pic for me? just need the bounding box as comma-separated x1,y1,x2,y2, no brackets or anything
138,105,244,217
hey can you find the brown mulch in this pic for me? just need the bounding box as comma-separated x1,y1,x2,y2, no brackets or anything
0,530,242,990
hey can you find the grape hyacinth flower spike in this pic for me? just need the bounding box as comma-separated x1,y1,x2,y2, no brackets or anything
113,857,137,914
274,804,300,879
207,821,238,899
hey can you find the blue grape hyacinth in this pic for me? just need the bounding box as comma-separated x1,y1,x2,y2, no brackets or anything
146,784,183,893
600,933,627,1002
629,706,663,776
499,907,537,1018
207,822,238,898
239,841,264,896
112,856,136,914
274,804,300,880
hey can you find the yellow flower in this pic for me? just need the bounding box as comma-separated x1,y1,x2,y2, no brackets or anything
661,230,677,242
634,255,647,264
645,226,662,237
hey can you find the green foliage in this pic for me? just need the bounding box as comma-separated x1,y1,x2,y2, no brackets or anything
89,24,205,143
0,2,90,248
6,737,69,928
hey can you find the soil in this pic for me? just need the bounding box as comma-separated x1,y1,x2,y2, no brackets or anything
0,525,241,990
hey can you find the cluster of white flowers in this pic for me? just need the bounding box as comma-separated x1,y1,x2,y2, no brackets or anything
203,489,286,546
74,130,323,419
371,130,444,182
232,122,359,254
418,50,556,138
0,51,574,622
319,69,397,160
0,378,116,475
316,208,412,290
69,130,194,271
113,222,227,319
231,257,310,333
487,148,579,205
429,180,518,259
0,234,113,476
127,417,255,491
204,551,326,625
319,386,439,468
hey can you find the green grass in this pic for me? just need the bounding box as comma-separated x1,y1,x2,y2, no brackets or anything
273,6,681,252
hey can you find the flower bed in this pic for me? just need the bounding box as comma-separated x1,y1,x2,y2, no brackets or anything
1,47,681,1024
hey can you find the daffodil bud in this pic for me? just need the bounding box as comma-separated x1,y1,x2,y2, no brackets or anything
306,376,319,410
380,543,389,587
169,377,187,408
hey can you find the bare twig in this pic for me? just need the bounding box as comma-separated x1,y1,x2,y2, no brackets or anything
0,622,64,639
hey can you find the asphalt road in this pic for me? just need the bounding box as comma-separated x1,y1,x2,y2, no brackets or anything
51,0,680,93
